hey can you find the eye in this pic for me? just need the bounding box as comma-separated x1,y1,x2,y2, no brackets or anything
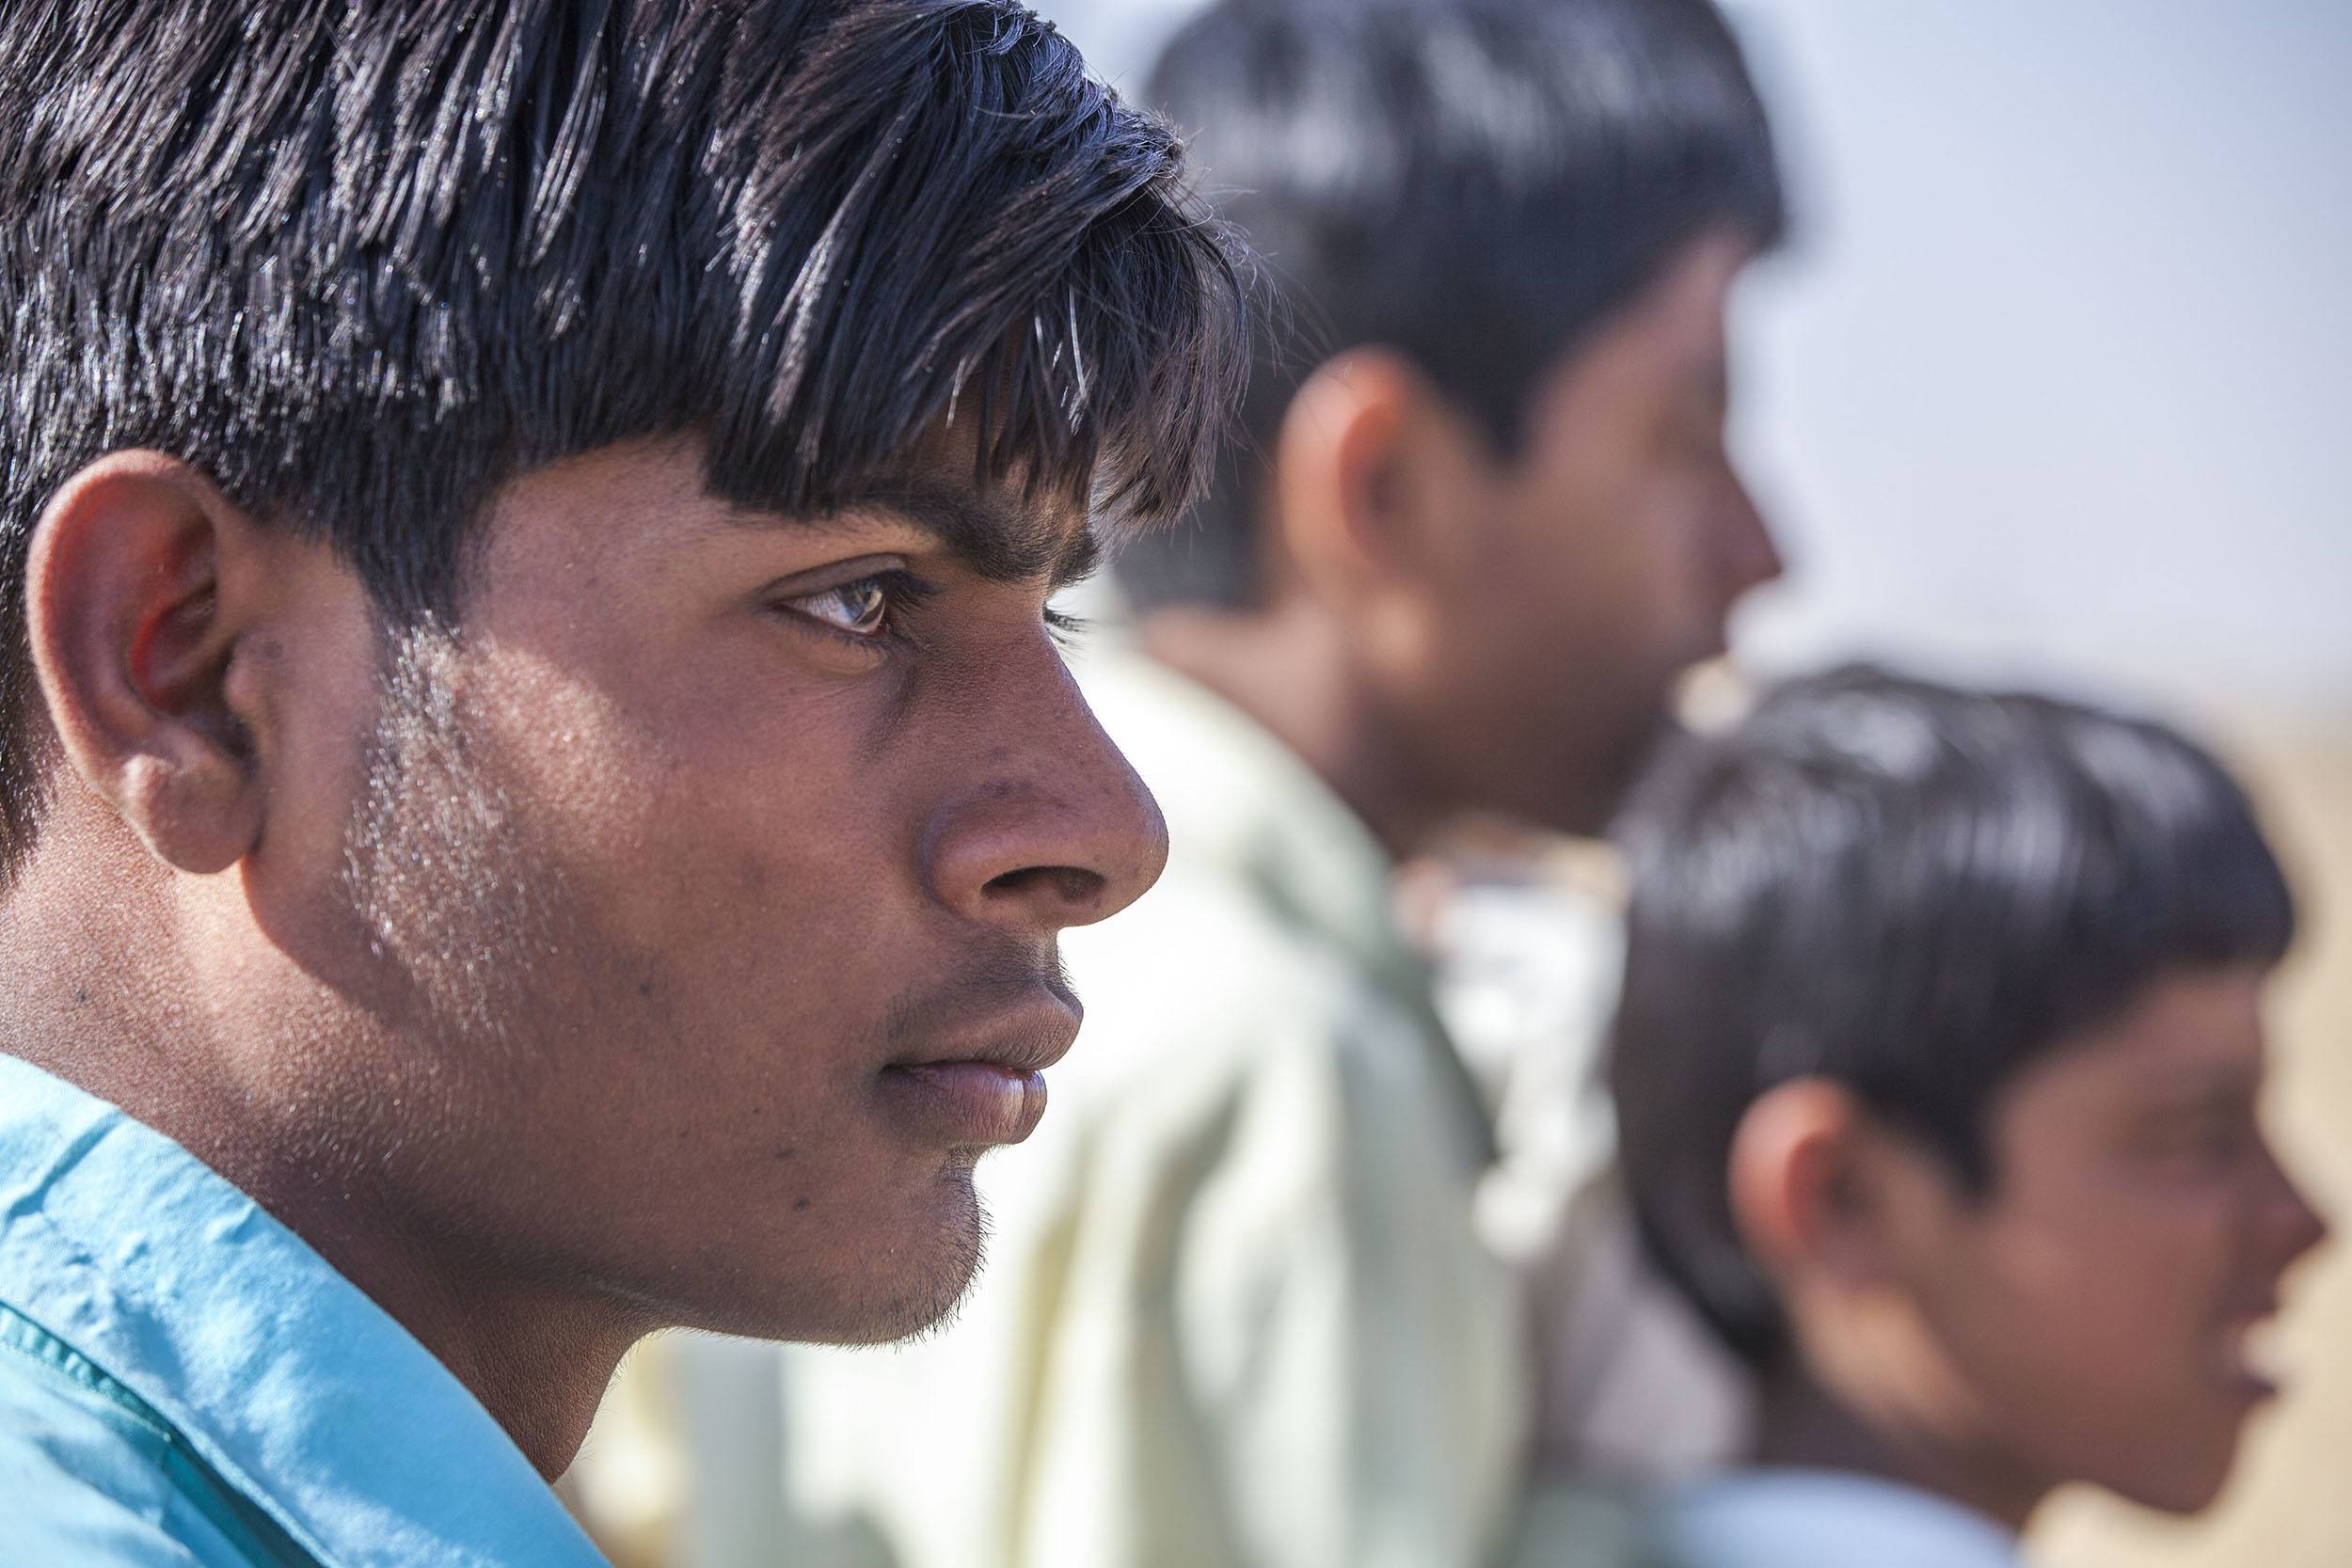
794,576,894,638
774,569,937,648
2137,1100,2260,1175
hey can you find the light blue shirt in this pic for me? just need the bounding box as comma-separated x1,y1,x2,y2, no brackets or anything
0,1052,613,1566
1645,1468,2024,1568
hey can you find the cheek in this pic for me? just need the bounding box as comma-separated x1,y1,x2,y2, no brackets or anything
1630,471,1736,618
470,651,920,1060
455,670,952,1254
1975,1199,2216,1364
1935,1180,2248,1495
1542,480,1723,682
520,645,891,882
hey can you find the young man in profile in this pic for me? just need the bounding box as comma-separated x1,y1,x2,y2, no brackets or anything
1611,667,2329,1567
0,2,1247,1561
754,2,1788,1564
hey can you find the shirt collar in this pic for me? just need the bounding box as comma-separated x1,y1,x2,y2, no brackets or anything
0,1051,611,1568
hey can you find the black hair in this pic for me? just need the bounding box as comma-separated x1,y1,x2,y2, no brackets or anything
1609,664,2297,1366
0,0,1248,872
1113,0,1783,611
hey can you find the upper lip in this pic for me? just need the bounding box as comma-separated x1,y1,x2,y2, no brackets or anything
893,992,1081,1076
2220,1291,2284,1326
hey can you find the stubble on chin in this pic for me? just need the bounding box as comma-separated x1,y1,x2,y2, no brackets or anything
844,1167,993,1347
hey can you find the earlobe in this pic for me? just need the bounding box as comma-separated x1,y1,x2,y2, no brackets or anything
25,451,270,874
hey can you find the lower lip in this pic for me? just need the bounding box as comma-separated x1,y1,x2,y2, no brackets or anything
2230,1371,2279,1404
2216,1362,2280,1413
880,1063,1048,1148
2218,1319,2284,1403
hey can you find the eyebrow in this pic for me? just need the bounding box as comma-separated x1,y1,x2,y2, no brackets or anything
814,477,1103,592
2130,1063,2265,1105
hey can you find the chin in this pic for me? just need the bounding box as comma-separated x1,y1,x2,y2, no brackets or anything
798,1167,991,1347
2105,1438,2241,1517
820,1261,983,1346
1528,715,1671,839
659,1160,990,1346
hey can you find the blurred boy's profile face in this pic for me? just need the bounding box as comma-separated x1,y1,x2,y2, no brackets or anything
1389,230,1784,834
1880,963,2327,1513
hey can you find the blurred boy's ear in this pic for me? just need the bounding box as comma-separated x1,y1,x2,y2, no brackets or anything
1727,1078,1915,1296
1271,347,1486,609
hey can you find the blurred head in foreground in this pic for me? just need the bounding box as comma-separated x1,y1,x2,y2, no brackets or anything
1122,0,1787,846
0,0,1245,1471
1613,665,2328,1530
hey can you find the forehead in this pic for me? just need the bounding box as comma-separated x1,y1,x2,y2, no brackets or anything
2002,964,2272,1122
817,418,1104,576
481,436,1099,588
1615,230,1750,360
786,471,1100,588
1521,228,1752,434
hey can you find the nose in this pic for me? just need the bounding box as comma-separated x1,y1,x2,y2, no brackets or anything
925,644,1169,939
2252,1135,2330,1272
1717,467,1786,601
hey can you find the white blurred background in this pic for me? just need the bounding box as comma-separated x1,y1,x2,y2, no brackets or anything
1726,0,2352,733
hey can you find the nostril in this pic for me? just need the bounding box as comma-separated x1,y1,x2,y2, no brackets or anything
982,864,1105,908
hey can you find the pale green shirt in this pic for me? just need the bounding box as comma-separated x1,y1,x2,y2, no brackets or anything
755,652,1640,1568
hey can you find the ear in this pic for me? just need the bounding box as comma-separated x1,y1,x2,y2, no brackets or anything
25,451,272,874
1727,1077,1910,1294
1271,347,1476,606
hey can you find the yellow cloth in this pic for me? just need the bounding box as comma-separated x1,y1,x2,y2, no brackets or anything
767,652,1636,1568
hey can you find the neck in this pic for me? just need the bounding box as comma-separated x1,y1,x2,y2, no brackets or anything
0,850,639,1479
229,1156,647,1478
1141,602,1439,859
1755,1356,2047,1535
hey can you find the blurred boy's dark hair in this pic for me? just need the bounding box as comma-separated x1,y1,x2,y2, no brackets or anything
1610,664,2296,1366
1118,0,1784,611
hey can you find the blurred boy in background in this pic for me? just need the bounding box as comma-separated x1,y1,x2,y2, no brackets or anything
707,2,1790,1566
1610,666,2329,1567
